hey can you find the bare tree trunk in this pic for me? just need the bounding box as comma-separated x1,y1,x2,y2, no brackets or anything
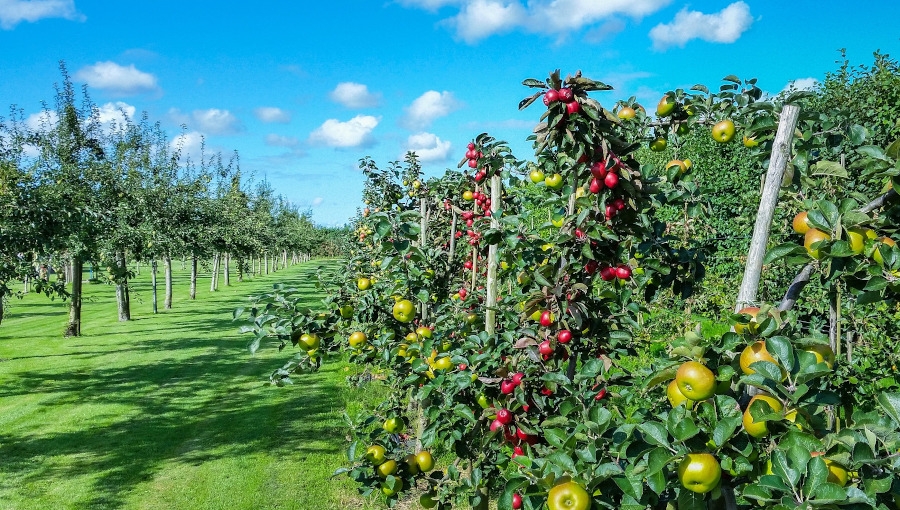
282,249,287,269
116,251,131,322
151,259,159,314
65,258,82,336
135,260,140,275
181,254,186,270
264,253,268,275
23,276,29,293
238,256,244,282
190,254,197,300
0,294,5,326
210,252,219,292
224,252,231,286
164,255,173,309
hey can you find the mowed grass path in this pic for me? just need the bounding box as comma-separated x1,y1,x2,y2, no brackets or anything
0,259,371,510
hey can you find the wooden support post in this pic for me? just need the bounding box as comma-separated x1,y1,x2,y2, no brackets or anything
485,174,501,335
735,104,801,311
419,197,429,322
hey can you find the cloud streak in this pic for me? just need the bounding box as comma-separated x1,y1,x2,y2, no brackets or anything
649,2,753,50
0,0,84,29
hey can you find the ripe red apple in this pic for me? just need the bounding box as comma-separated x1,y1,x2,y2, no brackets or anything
584,260,598,274
512,493,523,509
540,386,553,396
591,161,607,178
539,340,553,356
604,172,619,189
459,288,468,299
468,158,478,168
600,265,616,281
558,88,574,103
467,142,475,150
605,205,617,220
511,372,525,386
512,445,524,458
465,149,477,159
490,419,505,432
589,178,602,193
496,408,513,425
500,379,516,394
595,388,608,400
544,89,559,104
539,310,553,327
612,198,626,210
574,229,586,239
616,265,632,279
566,101,581,114
558,330,572,343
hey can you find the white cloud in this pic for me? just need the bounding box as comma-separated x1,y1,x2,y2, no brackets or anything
402,0,671,43
402,91,461,130
311,197,324,207
309,115,379,148
170,131,204,162
784,77,818,92
0,0,84,29
330,82,381,108
395,0,463,10
170,108,241,135
193,108,240,135
448,0,526,43
25,110,58,131
96,101,135,130
405,132,452,163
649,1,753,50
73,61,159,96
254,106,291,123
265,133,299,147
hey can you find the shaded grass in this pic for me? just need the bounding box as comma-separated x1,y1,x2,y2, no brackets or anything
0,259,380,510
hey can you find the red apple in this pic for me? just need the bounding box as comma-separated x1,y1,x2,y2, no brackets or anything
467,142,475,150
539,340,553,356
604,172,619,189
558,88,574,102
616,265,632,279
496,408,513,425
591,161,607,178
558,330,572,343
544,89,560,104
589,178,602,193
500,379,516,394
539,310,553,327
511,372,525,386
585,260,598,274
600,265,616,281
566,101,581,114
612,198,626,210
468,158,478,168
490,419,505,432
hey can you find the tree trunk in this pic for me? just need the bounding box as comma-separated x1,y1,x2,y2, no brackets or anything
151,259,159,314
65,258,82,336
224,252,231,286
116,251,131,322
237,256,244,282
164,255,173,309
0,294,5,326
210,252,219,292
264,253,269,274
190,254,197,300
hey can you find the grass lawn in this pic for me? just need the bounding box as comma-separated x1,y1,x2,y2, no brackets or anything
0,259,377,510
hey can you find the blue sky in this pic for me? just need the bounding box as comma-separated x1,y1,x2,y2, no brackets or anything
1,0,898,226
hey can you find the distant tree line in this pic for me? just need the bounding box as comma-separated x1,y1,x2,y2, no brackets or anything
0,62,347,334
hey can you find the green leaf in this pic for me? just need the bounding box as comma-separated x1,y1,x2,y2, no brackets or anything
804,456,828,496
813,160,848,178
647,447,673,475
876,392,900,427
676,489,707,510
812,482,847,502
771,449,800,488
764,243,805,264
849,124,868,145
638,422,670,447
546,451,577,473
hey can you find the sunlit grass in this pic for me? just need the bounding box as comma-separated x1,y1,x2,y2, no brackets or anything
0,258,380,510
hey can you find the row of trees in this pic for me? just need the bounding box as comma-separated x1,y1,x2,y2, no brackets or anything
0,62,346,333
242,52,900,509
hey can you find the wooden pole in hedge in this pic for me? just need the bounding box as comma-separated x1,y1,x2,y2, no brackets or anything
485,173,501,335
734,104,801,312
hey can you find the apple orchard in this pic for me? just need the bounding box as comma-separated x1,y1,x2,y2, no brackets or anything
240,63,900,510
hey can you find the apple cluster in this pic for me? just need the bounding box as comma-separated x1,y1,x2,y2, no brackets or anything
542,86,581,115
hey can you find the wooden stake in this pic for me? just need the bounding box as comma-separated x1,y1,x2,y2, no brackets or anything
485,174,501,335
735,104,801,311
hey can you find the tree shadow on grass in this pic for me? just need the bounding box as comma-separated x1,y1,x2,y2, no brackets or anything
0,354,351,509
